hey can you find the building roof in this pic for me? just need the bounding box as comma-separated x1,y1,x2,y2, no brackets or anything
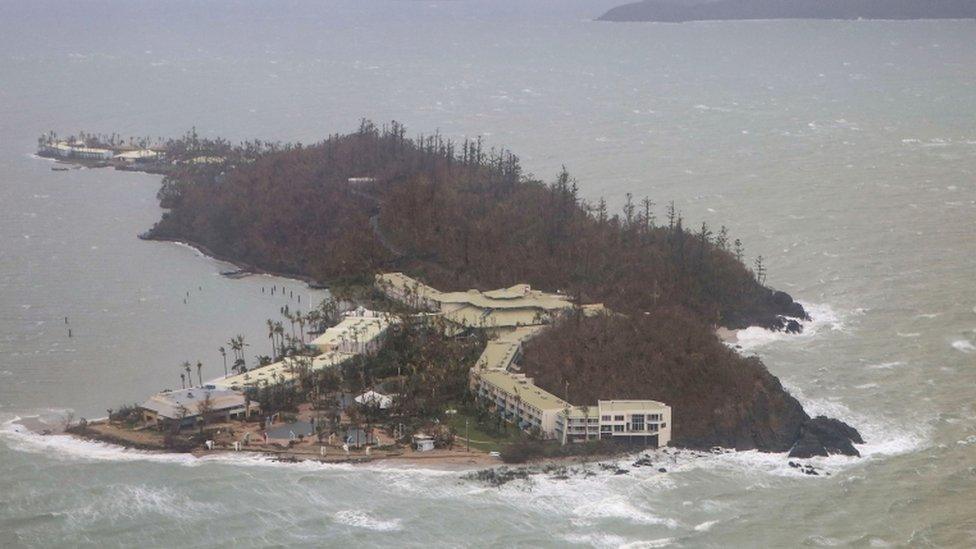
598,400,670,413
476,340,522,371
377,272,575,312
140,387,246,419
114,149,159,160
476,369,571,412
354,390,394,409
211,350,355,390
310,312,393,351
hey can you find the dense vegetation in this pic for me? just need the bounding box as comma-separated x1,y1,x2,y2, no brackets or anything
521,310,808,450
145,121,856,453
149,120,803,329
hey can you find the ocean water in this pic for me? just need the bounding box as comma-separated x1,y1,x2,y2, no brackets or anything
1,1,975,546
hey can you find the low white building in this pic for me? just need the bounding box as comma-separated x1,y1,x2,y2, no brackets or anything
354,390,394,410
41,141,114,161
211,350,355,391
310,308,394,355
557,400,672,447
412,434,435,452
114,149,160,163
139,386,258,428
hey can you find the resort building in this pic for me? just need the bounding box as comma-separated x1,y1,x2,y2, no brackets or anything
556,400,672,447
375,272,604,337
211,350,355,391
114,149,160,163
310,308,394,355
472,368,572,436
139,386,258,428
40,141,114,161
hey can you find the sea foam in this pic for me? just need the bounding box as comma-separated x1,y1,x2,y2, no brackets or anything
735,301,847,352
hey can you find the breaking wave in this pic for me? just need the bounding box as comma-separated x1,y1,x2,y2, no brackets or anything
735,301,849,352
332,509,402,532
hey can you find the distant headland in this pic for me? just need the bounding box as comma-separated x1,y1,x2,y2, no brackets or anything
598,0,976,23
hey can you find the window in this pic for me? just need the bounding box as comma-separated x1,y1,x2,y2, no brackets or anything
614,415,625,421
661,422,666,428
631,415,645,431
601,415,611,421
613,424,624,432
600,425,612,432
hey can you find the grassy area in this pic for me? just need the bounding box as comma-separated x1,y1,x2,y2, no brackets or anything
443,410,522,453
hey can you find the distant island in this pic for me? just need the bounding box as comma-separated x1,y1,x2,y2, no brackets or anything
35,123,862,466
598,0,976,22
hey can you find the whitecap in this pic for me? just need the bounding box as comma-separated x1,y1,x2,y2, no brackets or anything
951,339,975,353
694,519,719,532
562,532,628,548
866,361,904,370
332,509,402,532
573,496,679,527
621,538,676,548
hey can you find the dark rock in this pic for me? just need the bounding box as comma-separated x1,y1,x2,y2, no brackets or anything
789,416,863,458
788,461,799,468
788,430,829,458
657,467,667,473
810,415,864,445
772,291,810,320
785,319,802,334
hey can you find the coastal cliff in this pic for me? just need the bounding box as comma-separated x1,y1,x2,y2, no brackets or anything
598,0,976,22
140,121,860,456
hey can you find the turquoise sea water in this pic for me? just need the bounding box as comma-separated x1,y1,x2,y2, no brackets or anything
1,1,974,546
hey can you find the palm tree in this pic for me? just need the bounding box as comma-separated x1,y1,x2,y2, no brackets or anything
183,361,193,387
219,346,227,377
196,361,203,386
228,337,240,363
267,319,277,360
297,311,306,344
180,372,186,389
274,322,285,356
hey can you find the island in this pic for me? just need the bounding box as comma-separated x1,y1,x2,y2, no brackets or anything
35,121,862,468
598,0,976,23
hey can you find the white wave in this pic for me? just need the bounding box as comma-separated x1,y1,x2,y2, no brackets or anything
866,361,904,370
951,339,975,353
573,496,679,528
64,484,223,525
332,509,402,532
621,538,676,548
896,332,921,338
787,386,927,462
735,301,846,352
694,520,719,532
562,532,628,548
0,418,357,471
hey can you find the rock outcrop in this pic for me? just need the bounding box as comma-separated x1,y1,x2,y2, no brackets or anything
788,416,864,458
